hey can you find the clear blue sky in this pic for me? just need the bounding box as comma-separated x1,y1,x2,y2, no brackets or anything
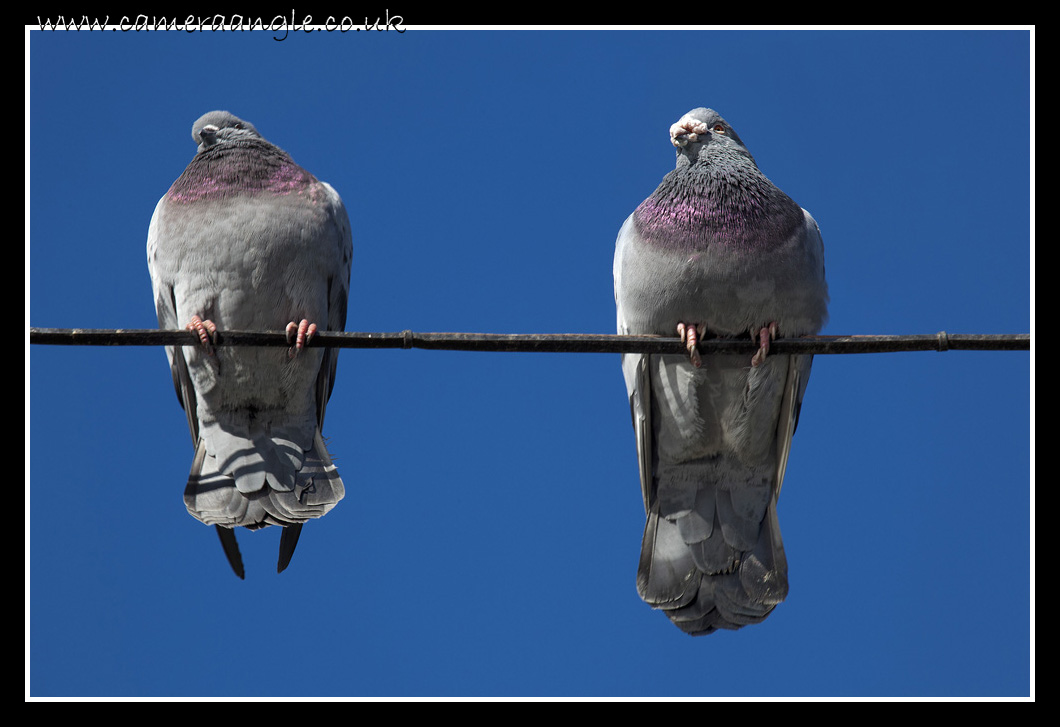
28,27,1032,698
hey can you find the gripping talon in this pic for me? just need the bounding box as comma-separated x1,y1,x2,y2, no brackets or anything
186,315,217,355
286,319,318,359
750,322,778,367
677,322,703,368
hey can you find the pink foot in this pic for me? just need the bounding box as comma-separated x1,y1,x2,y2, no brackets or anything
285,319,318,359
750,322,778,368
186,315,217,355
676,322,702,368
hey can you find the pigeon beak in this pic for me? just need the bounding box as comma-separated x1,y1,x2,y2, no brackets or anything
198,124,220,149
669,117,710,149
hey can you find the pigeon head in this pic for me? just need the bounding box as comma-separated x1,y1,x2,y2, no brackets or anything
669,108,755,168
632,107,804,252
192,111,262,153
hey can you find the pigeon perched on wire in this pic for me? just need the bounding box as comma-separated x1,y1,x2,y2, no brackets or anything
613,108,829,634
147,111,352,577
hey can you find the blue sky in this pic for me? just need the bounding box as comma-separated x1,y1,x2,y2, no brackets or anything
28,27,1032,698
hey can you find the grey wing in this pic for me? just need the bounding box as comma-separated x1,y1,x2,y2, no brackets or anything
787,209,830,336
614,214,653,512
146,196,199,446
774,208,824,490
314,181,353,429
773,208,823,489
148,196,247,574
149,197,245,576
284,182,351,575
623,352,653,514
775,353,814,496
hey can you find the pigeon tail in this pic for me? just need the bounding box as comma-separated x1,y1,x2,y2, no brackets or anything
185,428,345,528
637,484,788,635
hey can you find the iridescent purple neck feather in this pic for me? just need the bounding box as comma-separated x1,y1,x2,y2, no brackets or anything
633,145,804,253
167,138,318,204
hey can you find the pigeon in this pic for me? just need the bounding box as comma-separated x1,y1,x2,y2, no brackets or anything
147,111,352,577
613,108,828,634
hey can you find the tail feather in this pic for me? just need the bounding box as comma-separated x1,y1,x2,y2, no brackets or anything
639,469,788,635
636,505,699,608
738,496,788,604
711,575,775,624
666,573,774,635
688,524,738,574
714,484,765,552
215,525,245,579
185,429,344,528
677,481,719,541
276,523,303,574
198,417,312,494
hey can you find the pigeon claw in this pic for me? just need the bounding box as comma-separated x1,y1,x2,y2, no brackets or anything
676,322,703,368
286,319,318,359
750,322,778,368
186,315,218,355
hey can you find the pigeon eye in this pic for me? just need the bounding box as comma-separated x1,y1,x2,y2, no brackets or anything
233,123,244,130
712,124,726,133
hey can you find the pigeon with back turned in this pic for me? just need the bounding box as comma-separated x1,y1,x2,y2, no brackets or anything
147,111,352,577
613,108,828,634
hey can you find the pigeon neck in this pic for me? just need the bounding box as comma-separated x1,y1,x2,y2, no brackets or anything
633,154,805,252
167,140,317,203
